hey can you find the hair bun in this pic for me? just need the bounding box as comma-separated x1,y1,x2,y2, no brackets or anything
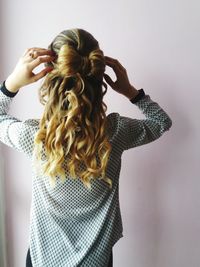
56,44,105,81
87,49,105,79
81,55,91,75
56,44,91,77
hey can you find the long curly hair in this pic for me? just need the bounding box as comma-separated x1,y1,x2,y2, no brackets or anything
33,29,112,189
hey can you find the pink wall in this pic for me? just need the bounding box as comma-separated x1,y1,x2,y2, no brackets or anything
1,0,200,266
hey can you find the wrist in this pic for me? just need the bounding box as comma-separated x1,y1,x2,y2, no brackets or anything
5,75,21,93
124,85,139,100
1,80,19,97
129,88,145,104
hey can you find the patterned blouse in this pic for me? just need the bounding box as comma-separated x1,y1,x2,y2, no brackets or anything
0,82,172,267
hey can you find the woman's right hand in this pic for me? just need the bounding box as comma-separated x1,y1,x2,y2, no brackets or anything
103,56,139,99
5,48,55,93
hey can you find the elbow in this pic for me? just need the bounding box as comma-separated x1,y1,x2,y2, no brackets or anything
163,116,172,131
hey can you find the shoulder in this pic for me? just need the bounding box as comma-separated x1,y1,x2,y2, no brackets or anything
20,119,40,137
106,112,120,127
106,112,121,139
23,119,40,127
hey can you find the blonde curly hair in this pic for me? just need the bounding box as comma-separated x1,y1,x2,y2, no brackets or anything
33,29,112,189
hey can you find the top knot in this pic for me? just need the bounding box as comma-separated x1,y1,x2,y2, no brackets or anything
53,43,105,83
55,44,91,77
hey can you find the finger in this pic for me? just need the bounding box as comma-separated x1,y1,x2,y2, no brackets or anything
105,58,124,74
105,60,121,73
104,56,117,65
28,47,52,52
103,74,115,87
105,56,117,61
27,51,56,62
24,47,55,57
29,55,55,69
30,50,55,58
23,47,46,56
105,56,125,67
105,56,125,70
105,56,120,65
31,67,53,83
105,63,123,82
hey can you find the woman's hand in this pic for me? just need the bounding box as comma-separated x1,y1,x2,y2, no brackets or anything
5,47,55,93
103,56,139,99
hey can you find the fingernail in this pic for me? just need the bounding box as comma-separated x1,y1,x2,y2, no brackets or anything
47,67,54,72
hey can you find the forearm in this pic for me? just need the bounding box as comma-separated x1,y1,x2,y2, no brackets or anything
135,94,172,133
123,85,139,99
0,80,19,97
118,94,172,151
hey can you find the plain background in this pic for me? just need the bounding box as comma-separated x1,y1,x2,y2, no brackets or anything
0,0,200,266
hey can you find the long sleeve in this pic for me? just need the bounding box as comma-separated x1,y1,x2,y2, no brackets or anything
107,94,172,152
0,80,172,157
0,83,39,158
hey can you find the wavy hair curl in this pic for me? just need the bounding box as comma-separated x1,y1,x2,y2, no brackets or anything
33,29,112,189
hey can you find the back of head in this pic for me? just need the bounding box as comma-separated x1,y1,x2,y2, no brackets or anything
34,29,112,189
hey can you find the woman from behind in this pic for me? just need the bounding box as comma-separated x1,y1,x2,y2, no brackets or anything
0,28,172,267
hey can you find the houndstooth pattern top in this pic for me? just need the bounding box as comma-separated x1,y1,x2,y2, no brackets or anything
0,82,172,267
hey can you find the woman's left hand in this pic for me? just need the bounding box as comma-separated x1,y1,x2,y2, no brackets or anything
5,47,55,93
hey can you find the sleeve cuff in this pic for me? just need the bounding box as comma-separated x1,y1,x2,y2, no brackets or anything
0,80,19,97
129,89,146,104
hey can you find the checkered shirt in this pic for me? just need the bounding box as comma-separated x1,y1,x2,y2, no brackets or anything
0,83,172,267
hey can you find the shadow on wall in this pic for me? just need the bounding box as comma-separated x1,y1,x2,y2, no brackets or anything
0,3,8,267
0,148,7,267
0,0,5,81
128,81,190,267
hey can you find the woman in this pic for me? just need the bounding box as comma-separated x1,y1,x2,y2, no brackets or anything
0,29,172,267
